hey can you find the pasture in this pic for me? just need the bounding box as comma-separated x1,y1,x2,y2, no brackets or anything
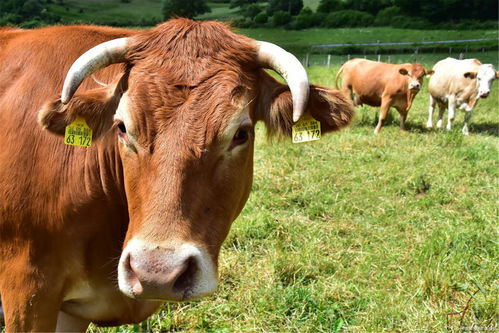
88,66,498,332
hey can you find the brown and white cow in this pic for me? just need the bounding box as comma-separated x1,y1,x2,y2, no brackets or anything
0,19,354,331
336,58,433,133
426,57,498,135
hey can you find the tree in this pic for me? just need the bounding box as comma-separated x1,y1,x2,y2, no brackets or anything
317,0,342,13
162,0,211,19
267,0,303,16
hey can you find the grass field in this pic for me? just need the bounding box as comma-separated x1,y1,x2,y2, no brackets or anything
85,66,498,332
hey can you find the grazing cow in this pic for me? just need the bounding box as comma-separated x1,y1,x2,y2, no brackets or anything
336,58,433,133
0,19,354,331
426,57,498,134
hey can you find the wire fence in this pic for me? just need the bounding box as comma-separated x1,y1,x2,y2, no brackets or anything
300,38,498,67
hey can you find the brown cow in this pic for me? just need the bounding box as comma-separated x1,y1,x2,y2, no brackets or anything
336,58,433,133
0,19,354,331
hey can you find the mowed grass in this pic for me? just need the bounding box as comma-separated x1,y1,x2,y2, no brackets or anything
89,67,498,332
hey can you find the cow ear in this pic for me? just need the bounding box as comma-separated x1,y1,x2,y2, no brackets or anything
464,72,477,79
496,71,499,79
256,73,354,138
425,69,434,76
39,79,125,139
399,68,409,75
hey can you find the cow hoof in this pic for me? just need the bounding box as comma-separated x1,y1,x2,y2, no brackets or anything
436,120,443,128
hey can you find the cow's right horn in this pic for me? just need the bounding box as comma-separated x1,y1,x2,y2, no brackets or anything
61,37,129,104
256,41,310,122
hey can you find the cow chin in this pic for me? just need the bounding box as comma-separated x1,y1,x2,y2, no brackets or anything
117,239,218,302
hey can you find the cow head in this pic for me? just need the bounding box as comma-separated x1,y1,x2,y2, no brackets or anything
399,64,434,92
464,64,498,98
38,19,354,302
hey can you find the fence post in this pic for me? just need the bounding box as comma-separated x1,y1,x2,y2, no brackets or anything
387,56,391,63
377,54,381,62
459,52,464,60
327,54,331,67
348,54,350,61
305,53,309,67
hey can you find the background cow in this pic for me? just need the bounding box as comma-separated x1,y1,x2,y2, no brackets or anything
426,57,498,135
0,19,354,331
336,58,433,133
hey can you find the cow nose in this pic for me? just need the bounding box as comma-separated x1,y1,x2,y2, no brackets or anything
118,240,217,301
480,91,489,98
410,82,420,90
125,251,197,299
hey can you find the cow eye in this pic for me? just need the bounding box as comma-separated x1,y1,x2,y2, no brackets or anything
117,121,127,134
233,128,249,145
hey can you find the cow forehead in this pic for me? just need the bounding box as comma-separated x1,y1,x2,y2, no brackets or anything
123,73,254,149
478,64,496,79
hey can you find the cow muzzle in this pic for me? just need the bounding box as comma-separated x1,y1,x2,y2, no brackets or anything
479,91,490,98
118,239,218,301
409,82,421,91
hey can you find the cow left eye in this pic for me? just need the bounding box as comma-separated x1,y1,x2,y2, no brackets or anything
233,129,249,145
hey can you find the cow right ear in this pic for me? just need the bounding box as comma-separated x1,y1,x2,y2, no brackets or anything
464,72,477,79
39,77,126,139
399,68,409,75
496,71,499,79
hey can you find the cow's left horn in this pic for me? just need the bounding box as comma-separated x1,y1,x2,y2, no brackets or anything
256,41,309,122
61,37,129,104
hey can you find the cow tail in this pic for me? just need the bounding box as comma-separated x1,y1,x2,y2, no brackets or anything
335,64,344,89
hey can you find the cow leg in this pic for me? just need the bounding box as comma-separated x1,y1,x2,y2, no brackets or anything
56,311,90,333
436,102,446,128
374,96,392,134
446,97,456,131
462,111,472,135
427,95,436,128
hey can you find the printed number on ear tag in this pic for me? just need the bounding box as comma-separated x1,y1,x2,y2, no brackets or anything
292,114,321,144
64,116,93,147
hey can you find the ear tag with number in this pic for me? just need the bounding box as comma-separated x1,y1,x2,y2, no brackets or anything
292,114,321,143
64,116,93,147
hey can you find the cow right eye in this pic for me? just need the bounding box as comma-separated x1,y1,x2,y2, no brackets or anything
118,122,127,133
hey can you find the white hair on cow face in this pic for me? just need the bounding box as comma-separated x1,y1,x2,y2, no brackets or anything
477,64,497,98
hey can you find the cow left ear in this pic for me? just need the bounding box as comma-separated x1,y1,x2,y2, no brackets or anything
399,68,409,75
496,71,499,79
39,75,127,139
425,69,434,76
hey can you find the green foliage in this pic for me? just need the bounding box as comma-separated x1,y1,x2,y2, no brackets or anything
324,9,374,28
271,10,291,27
0,0,60,25
243,3,262,20
342,0,390,14
162,0,211,19
293,6,315,29
267,0,303,16
374,5,402,26
316,0,341,13
395,0,498,23
254,11,268,23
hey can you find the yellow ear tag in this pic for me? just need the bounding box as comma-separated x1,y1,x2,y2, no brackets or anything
292,114,321,143
64,116,93,147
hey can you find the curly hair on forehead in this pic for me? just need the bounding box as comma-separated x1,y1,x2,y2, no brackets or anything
126,19,258,83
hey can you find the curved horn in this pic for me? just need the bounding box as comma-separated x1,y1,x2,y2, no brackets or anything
61,37,129,104
256,41,309,122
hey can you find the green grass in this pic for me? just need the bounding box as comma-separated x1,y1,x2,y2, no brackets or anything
88,67,498,332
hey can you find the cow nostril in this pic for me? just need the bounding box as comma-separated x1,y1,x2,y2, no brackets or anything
173,256,198,293
125,253,143,295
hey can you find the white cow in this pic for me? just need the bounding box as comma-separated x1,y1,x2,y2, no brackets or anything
426,57,498,135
